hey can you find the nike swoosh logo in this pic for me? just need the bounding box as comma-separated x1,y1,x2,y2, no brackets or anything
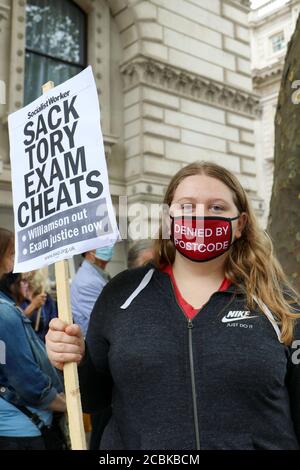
222,315,258,323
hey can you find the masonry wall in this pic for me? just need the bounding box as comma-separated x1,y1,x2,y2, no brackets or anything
0,0,265,274
0,0,11,216
250,0,300,227
114,0,263,219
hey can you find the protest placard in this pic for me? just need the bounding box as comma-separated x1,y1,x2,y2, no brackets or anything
8,66,120,272
8,67,120,450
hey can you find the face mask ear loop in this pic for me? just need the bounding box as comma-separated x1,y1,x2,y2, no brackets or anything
230,214,242,245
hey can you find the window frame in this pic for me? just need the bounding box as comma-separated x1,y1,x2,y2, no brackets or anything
6,0,105,129
24,0,88,104
269,30,285,55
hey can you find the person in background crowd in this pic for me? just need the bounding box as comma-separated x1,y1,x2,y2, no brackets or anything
70,244,115,450
20,270,58,342
0,228,66,450
70,246,114,337
46,161,300,450
127,240,154,269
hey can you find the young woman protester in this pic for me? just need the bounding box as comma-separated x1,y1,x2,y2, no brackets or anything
0,228,66,450
46,161,300,450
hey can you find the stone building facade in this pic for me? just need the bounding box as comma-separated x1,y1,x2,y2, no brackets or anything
0,0,263,274
250,0,300,227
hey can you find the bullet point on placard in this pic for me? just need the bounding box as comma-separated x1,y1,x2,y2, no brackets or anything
22,235,26,242
23,249,27,255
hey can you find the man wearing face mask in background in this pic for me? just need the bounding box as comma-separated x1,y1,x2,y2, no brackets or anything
70,245,114,338
70,244,114,450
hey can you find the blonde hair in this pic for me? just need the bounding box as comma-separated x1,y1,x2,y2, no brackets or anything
153,161,300,345
0,228,14,271
24,270,50,295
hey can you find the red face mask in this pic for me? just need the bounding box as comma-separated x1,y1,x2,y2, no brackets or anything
170,215,240,262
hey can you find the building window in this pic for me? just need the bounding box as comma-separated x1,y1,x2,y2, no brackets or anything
269,31,285,54
24,0,87,105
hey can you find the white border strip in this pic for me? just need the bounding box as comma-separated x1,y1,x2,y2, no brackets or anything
253,295,282,343
120,268,155,310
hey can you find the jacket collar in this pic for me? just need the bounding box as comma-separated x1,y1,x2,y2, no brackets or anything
0,290,15,305
147,261,245,298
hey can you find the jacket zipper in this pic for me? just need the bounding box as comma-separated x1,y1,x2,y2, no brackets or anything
168,278,237,450
187,317,201,450
168,276,238,450
169,281,207,450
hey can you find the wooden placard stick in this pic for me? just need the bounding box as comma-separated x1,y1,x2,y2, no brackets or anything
35,307,42,332
34,279,44,332
35,265,49,331
42,81,87,450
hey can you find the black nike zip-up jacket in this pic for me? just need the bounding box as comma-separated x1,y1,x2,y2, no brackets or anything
78,262,300,450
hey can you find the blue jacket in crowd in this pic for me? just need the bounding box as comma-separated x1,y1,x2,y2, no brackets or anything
0,291,63,437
